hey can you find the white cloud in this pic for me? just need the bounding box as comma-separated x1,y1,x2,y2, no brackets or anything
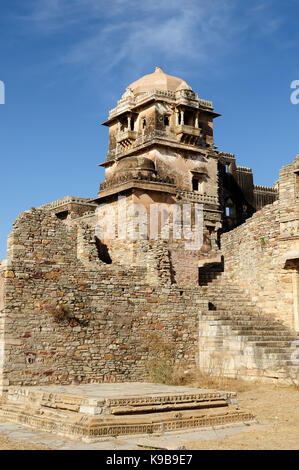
20,0,285,80
56,1,238,72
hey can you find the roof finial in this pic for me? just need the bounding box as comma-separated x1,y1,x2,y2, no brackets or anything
155,66,163,73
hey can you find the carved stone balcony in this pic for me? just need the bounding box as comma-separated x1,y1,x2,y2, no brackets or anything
116,130,137,150
175,125,203,145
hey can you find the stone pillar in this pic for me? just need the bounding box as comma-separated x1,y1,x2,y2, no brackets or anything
180,110,184,125
195,112,199,128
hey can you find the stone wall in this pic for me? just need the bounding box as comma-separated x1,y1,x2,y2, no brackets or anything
279,158,299,235
168,241,199,287
220,201,297,329
0,265,6,389
0,208,205,388
0,267,5,312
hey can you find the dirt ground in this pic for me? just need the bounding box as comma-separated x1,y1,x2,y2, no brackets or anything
0,380,297,450
187,380,299,450
0,433,49,450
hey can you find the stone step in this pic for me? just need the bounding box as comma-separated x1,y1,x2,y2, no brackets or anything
247,335,298,342
242,331,297,340
200,333,298,343
203,317,286,327
203,311,266,320
231,325,287,332
5,384,237,412
261,347,294,354
284,360,299,367
200,318,293,333
199,272,299,381
207,305,258,312
0,403,254,440
0,384,255,439
252,341,295,348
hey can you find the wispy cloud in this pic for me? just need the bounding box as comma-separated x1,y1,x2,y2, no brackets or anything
18,0,286,82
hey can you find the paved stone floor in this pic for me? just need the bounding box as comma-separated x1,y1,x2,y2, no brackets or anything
31,383,219,397
0,421,267,450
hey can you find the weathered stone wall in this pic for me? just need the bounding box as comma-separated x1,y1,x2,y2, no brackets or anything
94,192,217,288
279,158,299,236
220,201,297,328
0,209,204,387
168,241,199,287
0,265,6,390
0,266,5,312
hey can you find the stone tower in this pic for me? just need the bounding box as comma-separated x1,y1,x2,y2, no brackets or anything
95,66,277,263
96,67,222,259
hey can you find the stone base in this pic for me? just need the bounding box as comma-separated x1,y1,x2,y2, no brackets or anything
0,383,254,440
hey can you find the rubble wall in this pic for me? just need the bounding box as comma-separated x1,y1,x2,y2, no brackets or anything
0,209,204,387
0,267,6,389
0,268,5,312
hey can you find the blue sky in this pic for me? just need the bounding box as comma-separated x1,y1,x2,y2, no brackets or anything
0,0,299,259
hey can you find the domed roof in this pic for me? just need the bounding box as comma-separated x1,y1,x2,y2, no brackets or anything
125,67,192,97
116,156,156,174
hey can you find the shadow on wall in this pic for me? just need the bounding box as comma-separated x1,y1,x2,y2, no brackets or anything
198,257,224,286
94,237,112,264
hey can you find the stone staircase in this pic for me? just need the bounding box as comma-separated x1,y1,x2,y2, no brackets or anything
199,273,299,383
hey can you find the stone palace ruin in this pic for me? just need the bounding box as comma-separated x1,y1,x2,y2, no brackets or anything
0,67,298,439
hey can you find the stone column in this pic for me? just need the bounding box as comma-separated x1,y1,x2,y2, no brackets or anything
180,110,184,125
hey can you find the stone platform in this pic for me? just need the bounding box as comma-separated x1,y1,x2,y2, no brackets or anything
0,383,254,440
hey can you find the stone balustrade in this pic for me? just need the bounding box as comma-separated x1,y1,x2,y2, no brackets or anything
177,190,218,205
